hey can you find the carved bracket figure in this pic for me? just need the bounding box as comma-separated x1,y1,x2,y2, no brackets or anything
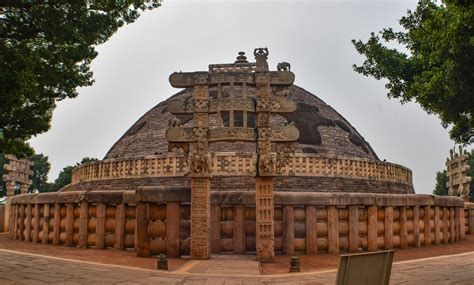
277,62,291,71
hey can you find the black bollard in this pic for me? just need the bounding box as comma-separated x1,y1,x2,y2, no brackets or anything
290,256,300,272
157,254,168,270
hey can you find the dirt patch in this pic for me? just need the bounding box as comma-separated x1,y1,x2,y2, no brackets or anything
0,233,187,271
261,235,474,274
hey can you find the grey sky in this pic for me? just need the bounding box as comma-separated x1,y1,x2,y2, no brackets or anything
29,0,462,194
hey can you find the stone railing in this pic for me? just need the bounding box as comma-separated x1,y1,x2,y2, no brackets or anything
8,189,470,257
71,153,412,186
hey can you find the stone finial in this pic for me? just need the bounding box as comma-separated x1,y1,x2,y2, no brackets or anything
234,51,248,64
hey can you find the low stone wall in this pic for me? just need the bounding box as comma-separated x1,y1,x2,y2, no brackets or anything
8,189,469,257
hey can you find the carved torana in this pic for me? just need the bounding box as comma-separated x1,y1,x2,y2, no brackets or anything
166,48,299,261
2,154,34,196
446,146,471,202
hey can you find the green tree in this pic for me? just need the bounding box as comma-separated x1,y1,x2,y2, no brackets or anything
29,153,51,193
433,170,449,196
352,0,473,144
0,1,161,157
46,157,98,192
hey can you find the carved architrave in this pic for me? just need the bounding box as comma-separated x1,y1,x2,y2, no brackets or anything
169,72,209,88
169,98,256,114
210,98,255,112
209,127,256,142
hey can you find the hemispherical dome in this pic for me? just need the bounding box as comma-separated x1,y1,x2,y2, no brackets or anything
68,57,413,195
105,85,378,160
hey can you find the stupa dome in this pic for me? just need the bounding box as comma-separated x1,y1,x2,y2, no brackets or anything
68,52,413,194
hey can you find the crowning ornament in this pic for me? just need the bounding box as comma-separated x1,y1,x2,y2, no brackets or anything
166,49,299,260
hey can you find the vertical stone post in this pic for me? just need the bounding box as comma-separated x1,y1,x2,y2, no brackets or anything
8,202,14,238
424,205,431,245
114,203,125,250
33,204,40,243
327,206,339,254
166,202,180,258
53,204,61,245
459,207,465,240
18,204,25,241
190,177,211,259
96,203,106,249
136,202,150,257
12,204,18,240
65,204,74,247
25,204,32,242
367,206,378,251
78,201,89,248
348,206,359,252
434,206,441,244
449,207,455,243
233,204,246,254
305,205,317,254
384,206,393,250
211,205,221,254
254,48,276,261
43,204,50,244
454,207,460,241
400,207,408,249
255,177,275,261
443,207,449,244
282,205,295,255
468,209,474,236
413,206,421,247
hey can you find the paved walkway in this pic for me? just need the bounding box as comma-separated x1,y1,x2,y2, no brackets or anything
0,249,474,284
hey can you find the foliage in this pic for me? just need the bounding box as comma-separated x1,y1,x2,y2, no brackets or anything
352,0,474,143
0,154,6,197
0,1,160,157
433,170,449,196
29,153,51,193
469,150,474,202
44,157,98,192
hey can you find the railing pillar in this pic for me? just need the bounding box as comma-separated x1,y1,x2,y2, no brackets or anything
78,201,88,248
348,205,359,252
114,203,125,250
43,204,50,244
96,203,106,249
136,202,151,257
305,205,317,254
282,205,295,255
327,206,339,254
367,206,377,251
166,202,180,257
233,204,246,254
400,207,408,249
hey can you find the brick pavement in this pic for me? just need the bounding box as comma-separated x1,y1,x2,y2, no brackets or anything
0,249,473,284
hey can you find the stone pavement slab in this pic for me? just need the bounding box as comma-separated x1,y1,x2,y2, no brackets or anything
1,249,474,284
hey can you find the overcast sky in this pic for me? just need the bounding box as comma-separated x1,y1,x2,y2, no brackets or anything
29,0,466,194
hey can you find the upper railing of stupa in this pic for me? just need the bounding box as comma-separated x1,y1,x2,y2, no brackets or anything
70,152,413,186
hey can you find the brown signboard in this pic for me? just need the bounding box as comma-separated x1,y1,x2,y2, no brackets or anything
336,250,394,285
